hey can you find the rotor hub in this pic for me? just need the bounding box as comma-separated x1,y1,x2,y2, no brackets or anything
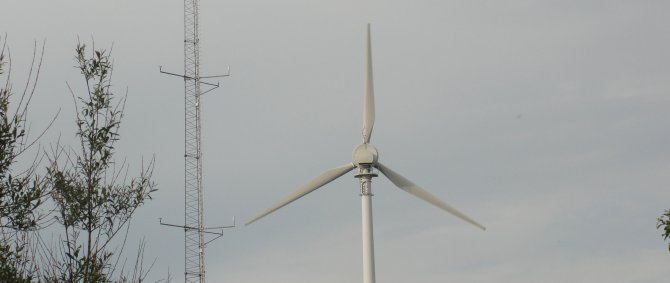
352,144,379,166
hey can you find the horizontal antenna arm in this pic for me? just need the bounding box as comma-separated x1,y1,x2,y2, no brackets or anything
201,65,231,78
159,66,189,78
160,66,223,89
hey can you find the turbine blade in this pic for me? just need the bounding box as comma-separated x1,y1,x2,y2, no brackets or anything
245,163,357,225
376,162,486,230
362,23,375,144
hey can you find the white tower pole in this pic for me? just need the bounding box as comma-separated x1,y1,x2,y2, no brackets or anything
357,166,377,283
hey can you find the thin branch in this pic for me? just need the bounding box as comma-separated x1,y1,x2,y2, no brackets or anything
15,107,60,157
20,38,46,123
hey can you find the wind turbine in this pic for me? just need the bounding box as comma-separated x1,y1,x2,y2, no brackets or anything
246,24,486,283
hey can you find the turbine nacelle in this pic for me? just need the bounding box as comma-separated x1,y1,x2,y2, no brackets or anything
352,144,379,167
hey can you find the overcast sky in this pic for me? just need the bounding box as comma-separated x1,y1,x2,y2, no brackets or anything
2,0,670,282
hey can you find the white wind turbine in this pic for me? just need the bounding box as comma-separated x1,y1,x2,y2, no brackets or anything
246,24,485,283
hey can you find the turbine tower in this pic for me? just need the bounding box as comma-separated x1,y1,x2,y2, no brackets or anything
246,24,485,283
160,0,233,282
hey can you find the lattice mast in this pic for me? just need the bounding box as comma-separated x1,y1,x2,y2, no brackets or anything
183,0,205,281
160,0,233,282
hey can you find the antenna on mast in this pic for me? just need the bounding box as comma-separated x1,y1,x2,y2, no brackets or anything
159,0,234,282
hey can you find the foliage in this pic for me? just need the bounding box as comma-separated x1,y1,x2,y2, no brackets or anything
0,38,46,231
0,244,32,283
657,209,670,252
0,36,46,283
0,37,158,283
44,42,156,283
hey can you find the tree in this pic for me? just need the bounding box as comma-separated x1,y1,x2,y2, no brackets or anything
658,209,670,252
0,36,49,283
0,37,159,283
43,41,157,283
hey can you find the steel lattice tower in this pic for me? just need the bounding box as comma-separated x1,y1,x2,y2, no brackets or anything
160,0,232,282
183,0,205,281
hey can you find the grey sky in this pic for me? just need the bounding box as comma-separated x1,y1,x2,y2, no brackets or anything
2,0,670,282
